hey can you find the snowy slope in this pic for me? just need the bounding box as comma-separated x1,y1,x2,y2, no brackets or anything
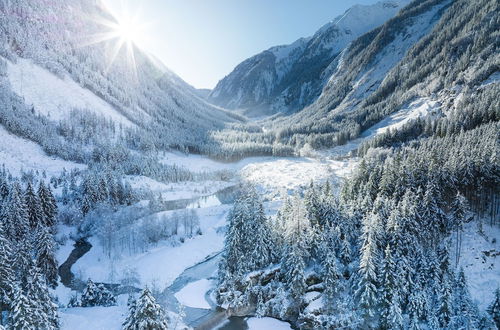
6,58,134,126
209,0,410,115
0,0,240,161
0,124,85,177
454,221,500,311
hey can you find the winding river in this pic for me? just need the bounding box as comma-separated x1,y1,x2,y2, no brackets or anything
58,184,256,329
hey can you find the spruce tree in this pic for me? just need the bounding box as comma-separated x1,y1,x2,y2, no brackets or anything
122,287,169,330
380,244,395,330
24,268,59,329
38,181,57,227
96,284,117,307
2,183,29,240
9,285,35,330
24,182,42,229
438,275,452,328
35,227,59,288
322,246,341,303
81,279,99,307
387,293,404,330
0,222,14,317
487,288,500,329
356,215,380,328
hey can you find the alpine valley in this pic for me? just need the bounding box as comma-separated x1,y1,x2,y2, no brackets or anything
0,0,498,329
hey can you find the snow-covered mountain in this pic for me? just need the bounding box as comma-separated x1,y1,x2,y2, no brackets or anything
0,0,241,169
209,0,410,116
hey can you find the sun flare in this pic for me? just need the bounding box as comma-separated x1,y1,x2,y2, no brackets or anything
115,15,144,45
83,2,153,76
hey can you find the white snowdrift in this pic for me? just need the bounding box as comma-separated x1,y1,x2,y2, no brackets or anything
0,125,85,177
6,58,134,127
174,279,213,309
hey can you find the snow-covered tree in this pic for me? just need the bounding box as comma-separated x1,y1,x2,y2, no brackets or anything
356,214,380,328
38,181,57,227
80,279,98,307
122,287,169,330
1,183,29,240
35,226,58,288
9,285,35,330
438,275,452,328
24,182,43,229
219,186,274,285
0,222,14,316
80,279,116,307
487,288,500,328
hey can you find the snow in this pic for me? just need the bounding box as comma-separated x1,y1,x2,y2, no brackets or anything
454,221,500,311
323,97,440,158
174,279,213,309
240,157,354,198
246,317,292,330
161,151,356,199
5,58,134,127
0,124,86,177
72,204,230,287
125,175,233,201
480,71,500,87
60,305,127,330
340,0,450,103
362,98,440,137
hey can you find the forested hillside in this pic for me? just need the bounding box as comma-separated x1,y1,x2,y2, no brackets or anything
209,0,498,161
214,0,500,328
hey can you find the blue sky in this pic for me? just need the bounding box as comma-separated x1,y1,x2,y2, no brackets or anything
104,0,378,89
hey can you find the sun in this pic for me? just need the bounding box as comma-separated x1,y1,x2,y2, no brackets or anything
115,15,144,46
83,2,152,76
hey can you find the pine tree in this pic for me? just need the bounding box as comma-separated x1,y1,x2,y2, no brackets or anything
356,219,380,328
487,288,500,329
452,269,479,328
24,182,42,229
122,287,169,330
322,246,341,303
438,275,452,328
0,222,14,317
38,181,57,227
81,279,99,307
387,293,404,330
380,244,396,330
2,183,29,240
451,192,468,266
35,226,59,288
283,240,306,301
219,186,274,287
24,268,59,329
9,285,35,330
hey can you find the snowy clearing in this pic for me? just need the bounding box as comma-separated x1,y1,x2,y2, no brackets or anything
361,98,440,137
240,157,355,198
323,97,440,158
174,279,213,309
454,221,500,311
162,151,356,199
5,58,134,127
246,317,292,330
0,124,86,177
60,305,126,330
